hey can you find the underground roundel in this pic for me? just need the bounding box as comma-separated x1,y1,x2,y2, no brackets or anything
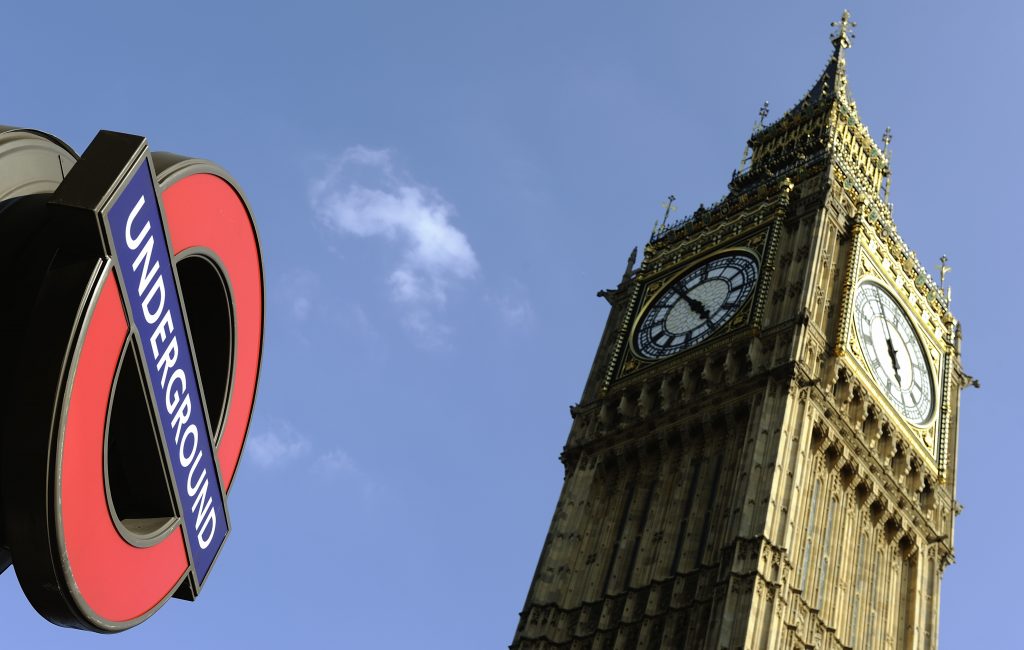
1,131,264,632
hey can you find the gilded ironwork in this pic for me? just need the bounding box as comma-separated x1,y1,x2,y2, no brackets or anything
616,226,775,382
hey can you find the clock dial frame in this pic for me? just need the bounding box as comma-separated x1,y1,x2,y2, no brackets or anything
852,281,935,426
633,252,759,360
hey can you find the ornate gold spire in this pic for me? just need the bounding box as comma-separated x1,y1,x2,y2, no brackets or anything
803,9,857,110
734,10,891,199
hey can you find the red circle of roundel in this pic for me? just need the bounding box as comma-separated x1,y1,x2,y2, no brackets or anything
56,166,264,628
163,172,263,489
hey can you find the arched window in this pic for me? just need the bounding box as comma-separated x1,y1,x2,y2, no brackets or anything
849,532,867,645
816,496,838,610
865,548,880,650
799,479,822,591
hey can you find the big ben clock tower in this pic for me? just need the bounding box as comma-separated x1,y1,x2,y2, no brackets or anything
513,12,963,650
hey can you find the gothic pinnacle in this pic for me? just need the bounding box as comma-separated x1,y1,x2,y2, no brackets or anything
882,128,893,202
937,255,951,288
739,104,768,173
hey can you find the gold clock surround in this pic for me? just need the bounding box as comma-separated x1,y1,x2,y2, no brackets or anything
614,222,779,382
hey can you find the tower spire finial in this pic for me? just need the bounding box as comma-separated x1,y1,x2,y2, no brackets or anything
831,10,856,52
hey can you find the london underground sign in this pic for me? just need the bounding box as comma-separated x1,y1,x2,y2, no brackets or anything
0,127,264,631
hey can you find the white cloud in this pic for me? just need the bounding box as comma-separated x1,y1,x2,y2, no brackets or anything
292,295,311,320
246,422,311,469
245,422,371,500
313,448,357,475
276,269,320,322
309,146,479,318
312,448,376,501
496,296,532,327
486,281,534,329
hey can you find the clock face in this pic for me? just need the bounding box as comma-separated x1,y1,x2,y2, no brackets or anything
853,281,934,425
635,252,759,359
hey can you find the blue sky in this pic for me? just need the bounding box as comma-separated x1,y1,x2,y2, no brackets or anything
0,2,1016,647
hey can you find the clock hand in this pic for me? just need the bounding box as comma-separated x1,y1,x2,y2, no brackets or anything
885,334,902,384
681,292,712,321
875,301,903,383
